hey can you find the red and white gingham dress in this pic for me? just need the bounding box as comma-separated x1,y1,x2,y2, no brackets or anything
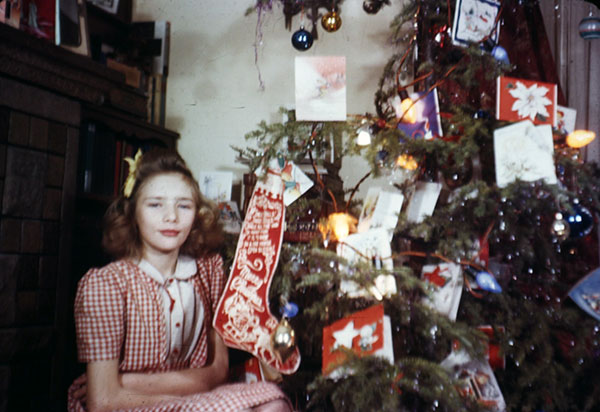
67,254,289,412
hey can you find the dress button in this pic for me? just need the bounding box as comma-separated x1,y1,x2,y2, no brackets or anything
173,348,179,354
175,322,181,328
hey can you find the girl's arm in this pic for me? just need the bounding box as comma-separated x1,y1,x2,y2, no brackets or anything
85,329,229,411
120,328,229,396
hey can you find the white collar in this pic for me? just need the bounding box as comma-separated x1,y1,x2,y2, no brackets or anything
137,255,197,283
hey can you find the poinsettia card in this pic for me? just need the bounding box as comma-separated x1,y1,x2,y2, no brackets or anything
322,304,394,375
496,76,557,126
421,262,464,321
493,120,557,188
452,0,501,47
568,267,600,321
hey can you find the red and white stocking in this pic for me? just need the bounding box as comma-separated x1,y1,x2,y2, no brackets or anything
213,167,301,374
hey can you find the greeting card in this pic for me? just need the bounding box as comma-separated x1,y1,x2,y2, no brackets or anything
405,181,443,223
357,187,404,241
295,56,346,121
568,267,600,321
395,89,443,140
281,160,313,206
337,228,397,298
452,0,501,46
421,262,464,321
477,325,505,370
322,304,394,375
197,171,232,203
218,201,242,234
441,347,506,411
496,76,557,126
556,105,577,134
493,120,557,188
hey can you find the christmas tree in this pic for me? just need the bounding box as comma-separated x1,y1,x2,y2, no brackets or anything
225,1,600,410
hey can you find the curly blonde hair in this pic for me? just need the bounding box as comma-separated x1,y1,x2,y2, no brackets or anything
102,149,223,259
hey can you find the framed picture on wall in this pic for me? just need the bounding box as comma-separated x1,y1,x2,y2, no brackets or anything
86,0,119,14
59,0,91,57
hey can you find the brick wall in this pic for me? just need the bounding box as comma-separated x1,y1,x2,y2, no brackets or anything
0,105,78,412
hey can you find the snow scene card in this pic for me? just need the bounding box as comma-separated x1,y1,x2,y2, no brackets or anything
405,181,443,223
197,171,232,203
568,267,600,321
295,56,346,121
452,0,501,46
322,304,394,376
357,187,404,241
493,120,557,188
441,347,506,411
496,76,557,126
421,262,464,321
218,201,242,234
395,89,443,140
556,105,577,134
337,228,397,298
280,160,313,206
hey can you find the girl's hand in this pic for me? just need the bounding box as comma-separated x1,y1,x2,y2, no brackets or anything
72,373,88,404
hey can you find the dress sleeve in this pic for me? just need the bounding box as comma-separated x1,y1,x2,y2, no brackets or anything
208,253,227,316
74,266,125,362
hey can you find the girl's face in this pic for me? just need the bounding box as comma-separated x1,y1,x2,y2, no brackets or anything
135,173,197,258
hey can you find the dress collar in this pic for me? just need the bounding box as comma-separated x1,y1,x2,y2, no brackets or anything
137,255,197,283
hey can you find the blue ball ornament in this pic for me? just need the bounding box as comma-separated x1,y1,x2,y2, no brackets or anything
475,271,503,293
292,27,313,51
565,203,594,238
579,16,600,40
491,45,510,65
281,302,299,318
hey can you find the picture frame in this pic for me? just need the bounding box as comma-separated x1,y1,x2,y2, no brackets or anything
60,0,91,57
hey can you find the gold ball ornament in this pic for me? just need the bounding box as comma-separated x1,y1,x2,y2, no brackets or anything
271,317,297,364
322,11,342,32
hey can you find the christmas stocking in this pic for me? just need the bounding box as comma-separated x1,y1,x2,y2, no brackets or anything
213,165,301,374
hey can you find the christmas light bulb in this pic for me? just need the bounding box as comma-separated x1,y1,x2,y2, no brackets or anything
396,154,418,170
399,98,417,123
566,130,596,148
356,129,371,146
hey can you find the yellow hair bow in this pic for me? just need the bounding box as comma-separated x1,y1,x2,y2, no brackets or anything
123,149,143,198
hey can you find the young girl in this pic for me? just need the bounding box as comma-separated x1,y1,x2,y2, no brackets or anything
67,149,291,412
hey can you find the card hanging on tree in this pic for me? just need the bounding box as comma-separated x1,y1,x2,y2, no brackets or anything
493,120,557,188
441,345,506,411
218,201,242,234
280,159,313,206
357,187,404,241
568,267,600,321
395,89,443,140
421,262,464,321
477,325,506,370
337,228,397,299
451,0,501,47
295,56,347,121
556,105,577,134
496,76,557,126
405,181,443,223
322,304,394,376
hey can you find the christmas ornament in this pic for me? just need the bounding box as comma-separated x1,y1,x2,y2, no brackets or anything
564,203,594,238
271,317,297,364
213,162,301,374
476,270,502,293
491,45,510,65
568,267,600,321
566,129,596,148
551,213,570,241
363,0,384,14
281,301,299,318
291,26,313,51
321,10,342,32
579,16,600,39
442,157,473,189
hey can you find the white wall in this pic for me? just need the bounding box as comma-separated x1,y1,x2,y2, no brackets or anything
133,0,403,203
